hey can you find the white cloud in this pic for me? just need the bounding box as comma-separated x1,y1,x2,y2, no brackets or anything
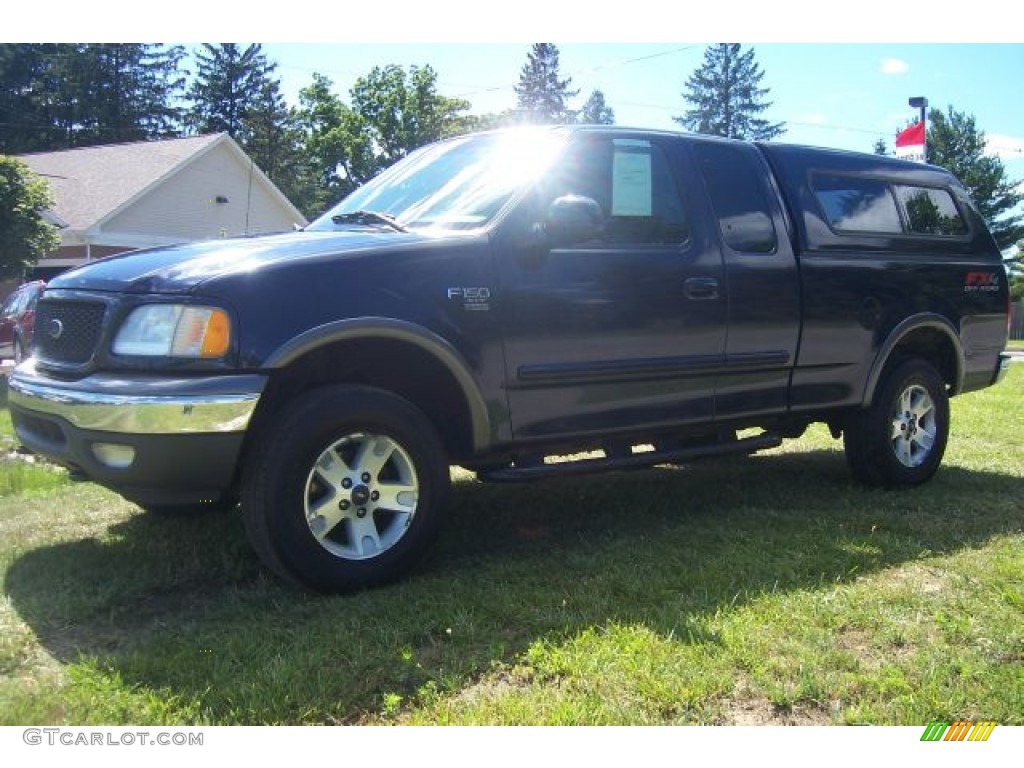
985,133,1024,161
881,58,910,75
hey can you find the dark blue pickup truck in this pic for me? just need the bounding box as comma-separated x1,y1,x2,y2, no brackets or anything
9,126,1011,591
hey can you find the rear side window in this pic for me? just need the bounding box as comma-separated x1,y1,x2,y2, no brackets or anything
695,143,777,253
895,186,968,236
812,173,969,238
812,175,902,234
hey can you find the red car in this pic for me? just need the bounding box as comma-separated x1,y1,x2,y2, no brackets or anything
0,281,45,363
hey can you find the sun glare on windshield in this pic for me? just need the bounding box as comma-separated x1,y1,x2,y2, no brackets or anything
310,130,568,233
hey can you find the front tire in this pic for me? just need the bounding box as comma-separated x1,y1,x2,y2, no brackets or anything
844,358,949,487
241,385,450,592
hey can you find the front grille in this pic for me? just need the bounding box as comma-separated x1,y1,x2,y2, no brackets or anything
34,299,107,365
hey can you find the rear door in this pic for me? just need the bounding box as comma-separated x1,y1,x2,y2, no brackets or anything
496,132,727,440
690,140,801,419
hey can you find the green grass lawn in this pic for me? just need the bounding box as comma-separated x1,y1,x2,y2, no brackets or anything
0,368,1021,725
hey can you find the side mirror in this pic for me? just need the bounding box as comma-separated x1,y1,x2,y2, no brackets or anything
546,194,604,247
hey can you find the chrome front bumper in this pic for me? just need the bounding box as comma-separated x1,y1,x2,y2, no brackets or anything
7,360,268,506
8,359,265,436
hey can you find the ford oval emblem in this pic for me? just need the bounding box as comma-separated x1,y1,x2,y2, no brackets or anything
48,318,64,340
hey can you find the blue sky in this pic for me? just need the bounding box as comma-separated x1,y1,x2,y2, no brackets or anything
11,2,1024,176
257,42,1024,172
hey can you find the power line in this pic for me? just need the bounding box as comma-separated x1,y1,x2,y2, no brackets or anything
451,45,699,100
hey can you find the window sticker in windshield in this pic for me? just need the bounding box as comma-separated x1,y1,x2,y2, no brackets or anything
612,141,653,217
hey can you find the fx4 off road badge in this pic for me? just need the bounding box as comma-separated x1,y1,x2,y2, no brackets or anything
963,272,1000,293
447,287,492,311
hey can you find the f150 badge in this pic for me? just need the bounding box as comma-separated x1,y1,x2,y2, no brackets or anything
447,287,492,311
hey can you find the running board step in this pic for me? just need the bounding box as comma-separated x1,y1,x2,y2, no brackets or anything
477,433,782,483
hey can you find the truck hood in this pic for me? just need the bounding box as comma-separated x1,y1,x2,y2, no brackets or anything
48,230,438,294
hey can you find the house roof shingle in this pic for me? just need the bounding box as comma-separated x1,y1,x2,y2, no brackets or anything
18,134,225,232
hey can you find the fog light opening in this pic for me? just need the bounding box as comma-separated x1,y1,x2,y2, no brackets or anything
91,442,136,469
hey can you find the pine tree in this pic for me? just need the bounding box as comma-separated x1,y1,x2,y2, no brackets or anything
77,44,186,144
0,44,60,153
187,44,275,140
0,44,185,152
243,78,306,212
188,44,303,209
675,44,784,141
513,44,579,125
579,90,615,125
926,105,1023,251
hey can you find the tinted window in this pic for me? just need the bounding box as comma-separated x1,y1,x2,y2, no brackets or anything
695,143,776,253
812,174,902,234
896,186,968,236
542,137,689,246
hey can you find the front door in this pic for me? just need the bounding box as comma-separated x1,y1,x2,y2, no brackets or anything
496,133,727,441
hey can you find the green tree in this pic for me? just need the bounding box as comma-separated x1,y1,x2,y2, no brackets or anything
350,64,471,168
1007,242,1024,302
294,67,469,216
579,89,615,125
675,43,784,141
188,44,304,212
513,43,579,124
243,78,307,210
0,157,61,279
294,73,375,216
0,44,61,153
873,137,888,156
187,44,274,140
0,44,185,152
926,106,1024,251
72,44,186,145
462,111,520,132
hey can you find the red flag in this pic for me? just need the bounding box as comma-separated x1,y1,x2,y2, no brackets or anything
896,121,925,148
895,121,926,162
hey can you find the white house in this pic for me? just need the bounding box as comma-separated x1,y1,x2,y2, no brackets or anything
17,133,307,280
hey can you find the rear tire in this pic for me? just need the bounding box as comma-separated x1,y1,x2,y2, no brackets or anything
241,385,450,592
844,358,949,488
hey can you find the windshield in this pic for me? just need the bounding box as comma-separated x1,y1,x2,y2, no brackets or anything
307,129,569,233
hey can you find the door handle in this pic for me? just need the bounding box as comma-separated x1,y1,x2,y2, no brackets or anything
684,277,720,300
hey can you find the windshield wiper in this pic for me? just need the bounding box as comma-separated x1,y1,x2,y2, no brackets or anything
331,210,408,232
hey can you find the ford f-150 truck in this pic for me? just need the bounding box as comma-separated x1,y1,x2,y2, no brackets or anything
9,126,1011,592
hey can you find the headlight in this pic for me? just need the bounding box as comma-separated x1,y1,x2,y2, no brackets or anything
113,305,231,358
